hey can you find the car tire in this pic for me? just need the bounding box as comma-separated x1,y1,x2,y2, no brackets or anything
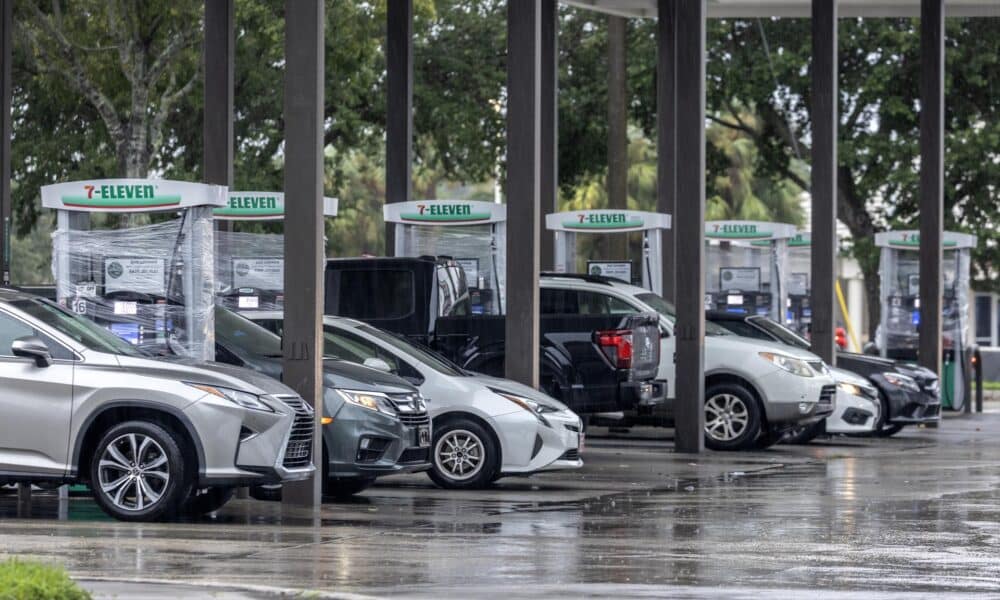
248,484,282,502
324,477,375,499
703,383,762,451
89,420,191,522
873,393,905,437
183,487,235,516
783,420,825,445
427,417,500,490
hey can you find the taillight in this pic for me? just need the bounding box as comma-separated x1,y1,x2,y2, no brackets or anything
595,329,633,369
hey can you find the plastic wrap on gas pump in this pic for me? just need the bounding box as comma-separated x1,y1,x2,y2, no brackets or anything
214,230,287,312
401,223,506,315
50,212,216,361
705,239,782,318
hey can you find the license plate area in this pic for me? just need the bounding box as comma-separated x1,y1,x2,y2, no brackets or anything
417,426,431,447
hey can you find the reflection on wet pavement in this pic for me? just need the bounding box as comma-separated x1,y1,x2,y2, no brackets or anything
2,414,1000,598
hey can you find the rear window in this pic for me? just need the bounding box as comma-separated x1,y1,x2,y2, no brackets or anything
329,269,414,320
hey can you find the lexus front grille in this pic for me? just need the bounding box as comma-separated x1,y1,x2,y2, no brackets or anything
277,396,314,469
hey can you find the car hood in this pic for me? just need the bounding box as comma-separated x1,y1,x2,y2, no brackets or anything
466,374,572,412
830,366,870,387
838,351,896,369
706,334,823,362
321,358,417,393
114,355,299,397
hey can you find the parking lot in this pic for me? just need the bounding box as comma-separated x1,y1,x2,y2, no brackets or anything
1,410,997,599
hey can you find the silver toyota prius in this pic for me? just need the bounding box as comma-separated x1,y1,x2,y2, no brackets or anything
0,289,315,521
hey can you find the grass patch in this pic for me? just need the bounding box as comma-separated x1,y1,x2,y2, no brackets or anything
0,559,90,600
983,381,1000,391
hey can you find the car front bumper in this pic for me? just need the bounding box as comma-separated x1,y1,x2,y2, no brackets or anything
323,402,432,480
872,374,941,426
496,408,584,475
825,389,880,434
756,369,836,430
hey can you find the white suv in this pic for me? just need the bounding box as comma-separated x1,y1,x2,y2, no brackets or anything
540,274,836,450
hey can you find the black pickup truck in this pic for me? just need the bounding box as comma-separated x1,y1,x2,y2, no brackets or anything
324,256,665,415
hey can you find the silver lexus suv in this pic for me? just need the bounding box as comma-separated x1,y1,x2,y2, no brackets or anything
0,289,314,521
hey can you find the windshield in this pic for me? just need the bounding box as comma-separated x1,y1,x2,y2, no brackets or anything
355,324,465,377
11,299,143,356
634,291,732,336
215,306,283,357
748,316,810,349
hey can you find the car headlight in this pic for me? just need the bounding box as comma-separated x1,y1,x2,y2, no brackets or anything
883,372,921,393
758,352,814,377
490,388,557,427
335,389,397,417
185,383,274,412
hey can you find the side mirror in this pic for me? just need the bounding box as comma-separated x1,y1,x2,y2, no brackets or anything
363,357,393,373
12,336,53,368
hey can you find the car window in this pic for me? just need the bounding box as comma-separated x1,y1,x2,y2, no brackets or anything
215,307,283,358
329,269,414,320
714,319,768,339
540,288,635,316
0,309,75,360
9,299,139,356
322,328,423,382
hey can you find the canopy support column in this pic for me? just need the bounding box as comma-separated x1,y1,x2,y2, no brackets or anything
385,0,413,256
282,0,325,510
657,0,677,304
505,0,542,387
673,0,706,454
540,0,558,271
810,0,838,364
1,0,11,285
918,0,944,377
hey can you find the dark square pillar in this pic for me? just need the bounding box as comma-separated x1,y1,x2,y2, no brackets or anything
810,0,838,365
673,0,706,454
919,0,944,376
1,0,11,285
540,0,558,271
657,0,677,304
282,0,325,509
204,0,234,190
385,0,413,256
505,0,542,387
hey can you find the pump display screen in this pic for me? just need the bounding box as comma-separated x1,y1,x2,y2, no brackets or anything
588,261,632,282
720,267,761,293
232,257,284,291
104,258,166,296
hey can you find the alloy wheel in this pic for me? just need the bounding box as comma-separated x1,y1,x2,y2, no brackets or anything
704,393,750,442
97,433,170,512
434,429,485,481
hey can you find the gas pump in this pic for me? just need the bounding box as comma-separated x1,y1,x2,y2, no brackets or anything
384,200,506,315
42,179,226,361
704,220,797,320
875,230,976,409
214,192,338,312
786,231,812,335
544,209,671,295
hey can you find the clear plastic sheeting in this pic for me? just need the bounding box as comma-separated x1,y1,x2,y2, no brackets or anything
877,245,972,355
214,230,287,313
704,240,788,320
51,209,216,361
398,223,506,315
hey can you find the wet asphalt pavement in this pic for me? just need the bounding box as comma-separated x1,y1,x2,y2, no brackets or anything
2,411,1000,599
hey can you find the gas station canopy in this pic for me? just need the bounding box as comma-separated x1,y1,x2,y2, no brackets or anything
214,191,338,221
561,0,999,18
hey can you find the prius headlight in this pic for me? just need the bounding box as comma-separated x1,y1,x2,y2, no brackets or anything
185,383,273,413
837,381,877,399
490,388,558,427
335,389,397,416
882,372,921,393
758,352,814,377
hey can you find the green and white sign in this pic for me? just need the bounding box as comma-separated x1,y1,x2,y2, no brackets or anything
42,179,226,213
545,210,670,234
384,200,505,225
874,230,975,250
705,220,797,241
215,192,339,221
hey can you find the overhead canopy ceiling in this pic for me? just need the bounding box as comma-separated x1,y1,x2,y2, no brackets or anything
561,0,1000,19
